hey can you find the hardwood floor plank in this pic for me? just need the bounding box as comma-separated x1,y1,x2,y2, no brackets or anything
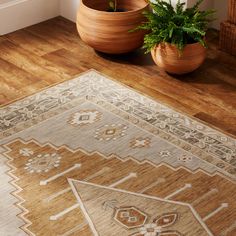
5,29,61,56
0,75,24,104
42,50,83,76
0,40,71,83
0,57,55,105
194,112,236,136
0,17,235,136
45,48,201,115
0,57,41,85
0,36,7,43
53,47,236,122
24,18,86,52
49,16,79,34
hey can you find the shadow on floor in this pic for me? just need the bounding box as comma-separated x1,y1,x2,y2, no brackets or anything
95,48,155,66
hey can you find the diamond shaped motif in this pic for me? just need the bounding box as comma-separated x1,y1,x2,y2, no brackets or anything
114,207,147,229
94,124,128,141
24,153,61,173
68,110,102,126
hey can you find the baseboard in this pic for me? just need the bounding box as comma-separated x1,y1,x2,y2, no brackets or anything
0,0,60,35
0,0,28,9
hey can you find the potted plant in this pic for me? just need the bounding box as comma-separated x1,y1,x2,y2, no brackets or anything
76,0,149,54
135,0,215,74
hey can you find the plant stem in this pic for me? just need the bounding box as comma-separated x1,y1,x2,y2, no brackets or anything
109,0,117,12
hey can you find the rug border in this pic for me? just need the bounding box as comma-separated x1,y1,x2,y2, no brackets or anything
1,68,235,140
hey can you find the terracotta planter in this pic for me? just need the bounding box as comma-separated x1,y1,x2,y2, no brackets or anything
151,42,207,74
77,0,149,54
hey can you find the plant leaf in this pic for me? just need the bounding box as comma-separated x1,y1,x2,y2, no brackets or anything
132,0,215,53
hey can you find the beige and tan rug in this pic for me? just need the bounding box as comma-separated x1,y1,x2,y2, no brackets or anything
0,70,236,236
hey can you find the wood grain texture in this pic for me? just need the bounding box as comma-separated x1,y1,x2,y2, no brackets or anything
3,139,236,236
220,21,236,56
151,42,207,74
77,0,149,54
0,16,236,137
228,0,236,24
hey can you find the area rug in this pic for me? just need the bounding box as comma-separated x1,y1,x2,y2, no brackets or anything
0,70,235,236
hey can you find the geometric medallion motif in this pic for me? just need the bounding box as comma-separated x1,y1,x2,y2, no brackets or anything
130,137,151,148
69,180,209,236
68,110,102,126
24,152,61,173
114,207,148,229
115,210,181,236
178,154,192,163
94,124,128,141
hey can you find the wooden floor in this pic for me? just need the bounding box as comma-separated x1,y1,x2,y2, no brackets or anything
0,16,236,137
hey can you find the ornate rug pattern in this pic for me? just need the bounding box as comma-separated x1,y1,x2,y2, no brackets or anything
0,70,236,236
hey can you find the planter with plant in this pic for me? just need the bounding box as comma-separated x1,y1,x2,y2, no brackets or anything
135,0,215,74
77,0,149,54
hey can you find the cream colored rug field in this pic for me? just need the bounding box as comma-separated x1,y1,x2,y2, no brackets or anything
0,70,235,236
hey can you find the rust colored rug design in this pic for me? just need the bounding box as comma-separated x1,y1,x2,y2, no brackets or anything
0,70,235,236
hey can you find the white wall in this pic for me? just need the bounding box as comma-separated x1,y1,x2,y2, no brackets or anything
62,0,183,22
212,0,227,29
0,0,228,35
0,0,59,35
187,0,227,29
59,0,80,22
59,0,227,29
187,0,213,9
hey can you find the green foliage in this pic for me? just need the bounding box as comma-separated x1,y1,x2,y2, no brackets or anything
108,0,117,12
135,0,215,53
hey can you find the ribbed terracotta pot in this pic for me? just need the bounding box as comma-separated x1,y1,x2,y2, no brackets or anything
151,42,207,74
77,0,149,54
